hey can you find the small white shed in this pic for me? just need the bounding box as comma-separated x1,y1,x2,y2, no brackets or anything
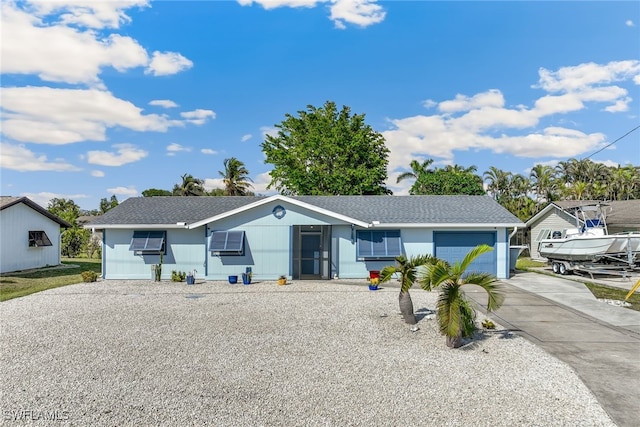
0,197,72,274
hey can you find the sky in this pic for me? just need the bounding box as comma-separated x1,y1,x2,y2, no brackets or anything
1,0,639,211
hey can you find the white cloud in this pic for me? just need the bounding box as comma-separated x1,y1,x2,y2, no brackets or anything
0,142,80,172
181,109,216,125
106,186,138,197
149,99,178,108
381,60,639,175
330,0,386,29
0,87,188,144
238,0,386,28
166,143,192,156
30,1,149,30
260,126,278,138
86,143,148,166
626,20,635,27
241,134,253,142
91,170,105,177
146,51,193,76
203,178,225,192
251,171,278,195
201,148,218,155
422,99,437,109
438,89,505,114
22,192,90,208
1,1,149,86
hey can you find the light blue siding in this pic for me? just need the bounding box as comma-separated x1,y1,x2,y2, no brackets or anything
103,228,205,280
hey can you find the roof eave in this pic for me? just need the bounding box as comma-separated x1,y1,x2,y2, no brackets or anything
188,194,370,229
84,224,189,230
369,222,525,229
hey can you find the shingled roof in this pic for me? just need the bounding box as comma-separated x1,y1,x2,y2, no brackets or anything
86,195,523,228
553,200,640,227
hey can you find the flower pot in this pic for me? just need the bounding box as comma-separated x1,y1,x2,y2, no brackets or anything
242,273,251,285
228,275,238,284
277,278,287,286
186,276,195,285
368,285,379,291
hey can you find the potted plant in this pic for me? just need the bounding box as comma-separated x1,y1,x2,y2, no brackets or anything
242,268,252,285
228,275,238,284
277,275,287,286
187,270,196,285
368,277,379,291
171,270,186,282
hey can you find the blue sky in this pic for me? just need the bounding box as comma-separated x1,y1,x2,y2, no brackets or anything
2,0,639,211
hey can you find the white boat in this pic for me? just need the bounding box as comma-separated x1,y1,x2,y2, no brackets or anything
538,204,640,263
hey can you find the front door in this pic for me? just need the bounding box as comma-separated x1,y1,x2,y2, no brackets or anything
300,232,322,279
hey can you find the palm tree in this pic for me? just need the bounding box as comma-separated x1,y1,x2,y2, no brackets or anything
483,166,511,202
397,158,434,195
418,245,505,348
173,173,205,196
379,254,438,325
529,164,557,203
219,157,254,196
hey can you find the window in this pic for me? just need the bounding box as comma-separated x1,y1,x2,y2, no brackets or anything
29,231,52,247
357,230,402,259
129,230,166,253
209,231,245,255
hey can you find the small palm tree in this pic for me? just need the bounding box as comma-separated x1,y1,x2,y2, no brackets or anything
380,254,438,325
219,157,253,196
418,245,505,348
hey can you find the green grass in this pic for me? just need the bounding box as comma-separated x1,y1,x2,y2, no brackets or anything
0,258,101,302
584,282,640,312
515,257,547,269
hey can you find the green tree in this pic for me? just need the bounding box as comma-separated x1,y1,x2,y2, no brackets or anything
99,195,119,214
418,245,505,348
413,167,485,195
219,157,254,196
379,254,439,325
262,101,391,195
142,188,173,197
47,198,89,258
396,158,434,194
172,174,205,196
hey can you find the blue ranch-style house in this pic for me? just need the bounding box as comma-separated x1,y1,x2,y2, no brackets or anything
85,195,524,281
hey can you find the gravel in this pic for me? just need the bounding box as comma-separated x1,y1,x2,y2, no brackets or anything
0,279,616,426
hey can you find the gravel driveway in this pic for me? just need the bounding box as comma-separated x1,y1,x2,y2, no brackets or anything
1,280,615,426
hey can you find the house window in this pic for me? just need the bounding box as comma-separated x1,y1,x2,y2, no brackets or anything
209,231,245,255
129,230,166,253
357,230,402,259
29,231,52,247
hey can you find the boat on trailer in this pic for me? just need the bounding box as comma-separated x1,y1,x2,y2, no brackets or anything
538,203,640,275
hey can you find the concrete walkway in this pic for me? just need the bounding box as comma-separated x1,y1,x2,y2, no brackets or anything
467,271,640,427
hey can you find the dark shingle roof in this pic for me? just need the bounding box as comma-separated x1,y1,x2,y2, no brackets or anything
86,195,523,227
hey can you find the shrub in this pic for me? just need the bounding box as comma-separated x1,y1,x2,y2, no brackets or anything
171,270,186,282
81,270,98,282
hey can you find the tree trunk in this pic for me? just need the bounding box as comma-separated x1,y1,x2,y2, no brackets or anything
399,291,417,325
446,334,464,348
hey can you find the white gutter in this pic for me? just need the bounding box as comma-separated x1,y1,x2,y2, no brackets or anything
509,226,519,240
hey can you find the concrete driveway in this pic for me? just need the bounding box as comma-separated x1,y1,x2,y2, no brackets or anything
467,271,640,427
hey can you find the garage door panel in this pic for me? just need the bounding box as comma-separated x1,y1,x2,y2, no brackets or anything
435,232,496,275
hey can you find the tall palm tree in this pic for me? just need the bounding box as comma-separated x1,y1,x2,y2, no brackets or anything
397,158,434,195
173,174,205,196
219,157,254,196
483,166,511,202
379,254,438,325
529,164,557,203
418,245,505,348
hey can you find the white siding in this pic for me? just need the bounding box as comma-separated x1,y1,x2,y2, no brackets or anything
529,209,577,260
0,203,62,273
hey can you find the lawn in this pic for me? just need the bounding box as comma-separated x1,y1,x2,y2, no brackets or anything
0,258,101,302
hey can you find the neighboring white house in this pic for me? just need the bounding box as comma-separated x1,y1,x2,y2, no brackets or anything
0,197,72,274
525,200,640,260
86,194,524,281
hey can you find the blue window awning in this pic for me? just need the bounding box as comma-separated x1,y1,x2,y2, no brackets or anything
129,231,165,252
209,231,245,253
